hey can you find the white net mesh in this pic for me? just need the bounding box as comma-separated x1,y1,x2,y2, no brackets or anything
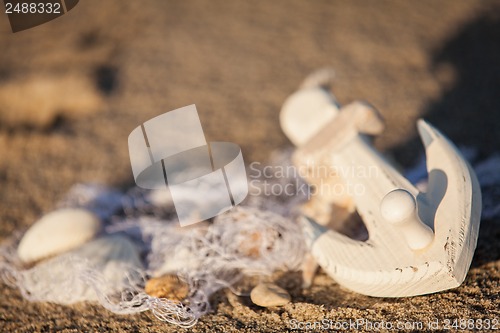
0,151,308,328
2,146,497,327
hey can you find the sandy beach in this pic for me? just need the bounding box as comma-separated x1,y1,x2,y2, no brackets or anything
0,1,499,331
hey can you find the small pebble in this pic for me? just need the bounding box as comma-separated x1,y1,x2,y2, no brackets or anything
250,282,291,307
17,208,101,263
145,275,189,302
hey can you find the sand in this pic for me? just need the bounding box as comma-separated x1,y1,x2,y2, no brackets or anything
0,1,499,331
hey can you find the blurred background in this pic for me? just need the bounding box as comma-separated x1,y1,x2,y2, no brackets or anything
0,1,499,331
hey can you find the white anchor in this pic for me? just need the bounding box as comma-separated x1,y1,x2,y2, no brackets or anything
280,70,482,297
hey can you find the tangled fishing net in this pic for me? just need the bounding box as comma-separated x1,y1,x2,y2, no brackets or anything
1,147,498,327
0,151,309,328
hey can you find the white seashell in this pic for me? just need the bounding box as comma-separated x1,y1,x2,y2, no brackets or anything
250,282,291,307
71,234,143,284
19,235,143,304
17,208,101,263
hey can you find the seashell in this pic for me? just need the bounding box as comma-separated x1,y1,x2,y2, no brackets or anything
70,234,143,284
145,274,189,302
17,208,102,264
250,282,291,307
18,235,143,304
